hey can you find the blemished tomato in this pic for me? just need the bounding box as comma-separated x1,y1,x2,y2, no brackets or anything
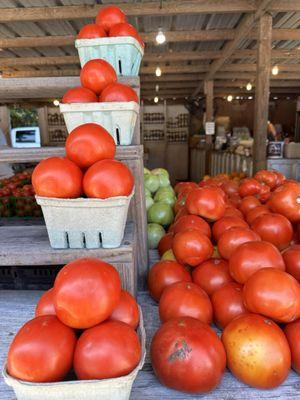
174,182,198,195
54,258,121,329
173,214,211,238
80,59,117,95
222,313,291,389
269,182,300,222
284,319,300,373
218,227,261,260
148,260,191,301
211,282,247,329
239,178,262,198
109,290,139,329
254,170,277,189
273,170,286,188
7,315,76,383
83,159,134,198
172,229,213,267
258,184,271,203
151,317,226,393
282,245,300,282
212,216,248,242
158,233,173,257
223,206,244,219
65,123,116,169
251,213,293,250
243,268,300,323
186,187,226,221
32,157,83,198
109,22,144,47
192,258,233,296
62,87,98,103
96,5,126,33
246,204,270,225
239,196,261,215
159,281,213,324
74,320,141,380
77,23,107,39
35,288,55,317
229,241,285,284
99,82,138,103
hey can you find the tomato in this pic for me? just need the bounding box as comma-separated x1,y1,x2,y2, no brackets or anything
174,182,198,195
273,170,286,188
159,281,213,324
284,319,300,373
211,282,247,329
96,5,126,33
229,241,285,284
109,22,144,47
83,159,134,198
74,320,141,380
80,59,117,95
227,193,241,208
62,86,98,103
54,258,121,329
109,290,139,329
151,317,226,393
32,157,83,198
174,206,189,221
282,245,300,282
147,260,191,301
269,182,300,222
174,197,186,214
239,195,261,215
254,170,277,189
258,184,271,203
158,233,173,257
212,216,248,242
173,229,213,267
220,180,239,196
222,313,291,389
186,187,226,221
239,178,262,198
246,204,270,225
65,123,116,169
7,315,76,383
251,213,293,250
99,82,138,103
77,23,106,39
218,227,260,260
35,288,55,317
243,268,300,322
223,206,244,219
173,214,211,238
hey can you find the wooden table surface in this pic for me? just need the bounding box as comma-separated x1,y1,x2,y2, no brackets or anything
0,290,300,399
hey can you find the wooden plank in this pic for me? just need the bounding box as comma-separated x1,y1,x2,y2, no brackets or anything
253,14,272,173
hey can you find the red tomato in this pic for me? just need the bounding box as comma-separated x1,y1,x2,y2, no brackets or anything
222,313,291,389
109,290,139,329
186,187,226,221
220,180,239,196
283,245,300,282
174,182,198,195
99,82,138,103
32,157,83,198
243,268,300,323
218,227,261,260
80,59,117,95
211,282,247,329
269,182,300,222
239,196,261,215
174,206,189,221
151,317,226,393
284,319,300,373
109,22,144,47
273,170,286,188
35,288,55,317
83,159,134,198
54,258,121,329
159,281,213,324
96,5,126,33
77,23,106,39
223,206,244,219
173,214,211,238
227,193,241,208
158,233,174,257
173,229,214,267
174,196,186,214
251,213,293,250
258,184,271,203
246,205,270,225
65,123,116,169
212,216,248,242
62,87,98,103
254,170,277,189
229,241,285,284
192,258,233,296
74,320,141,380
239,178,262,198
7,315,76,383
147,260,191,301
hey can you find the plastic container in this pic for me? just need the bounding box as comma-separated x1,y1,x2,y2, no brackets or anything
59,102,139,145
3,307,146,400
75,36,144,76
284,142,300,159
35,192,134,249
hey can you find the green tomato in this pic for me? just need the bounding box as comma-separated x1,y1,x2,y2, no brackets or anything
145,187,152,197
147,223,166,250
144,173,160,193
144,167,151,175
155,186,175,196
151,168,169,178
147,202,174,226
154,191,176,208
158,174,171,188
145,195,154,211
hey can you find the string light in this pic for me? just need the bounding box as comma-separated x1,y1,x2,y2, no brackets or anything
227,95,233,102
53,99,60,106
154,96,159,103
155,84,159,92
155,66,162,77
156,29,166,45
246,82,252,91
272,65,279,75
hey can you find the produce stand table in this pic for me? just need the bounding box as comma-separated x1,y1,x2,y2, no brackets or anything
1,290,299,400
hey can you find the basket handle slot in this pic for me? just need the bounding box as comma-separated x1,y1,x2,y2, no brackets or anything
118,59,122,75
99,232,103,246
65,232,70,248
82,233,86,248
116,127,121,145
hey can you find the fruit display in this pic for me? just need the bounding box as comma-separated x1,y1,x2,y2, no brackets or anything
148,169,300,394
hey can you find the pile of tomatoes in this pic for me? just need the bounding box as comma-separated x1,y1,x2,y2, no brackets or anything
148,169,300,393
7,257,141,383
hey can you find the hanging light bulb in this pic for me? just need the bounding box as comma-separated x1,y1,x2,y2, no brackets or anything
156,29,166,45
272,65,279,75
53,99,60,106
154,96,159,103
227,95,233,102
155,66,162,77
246,82,252,91
155,84,159,92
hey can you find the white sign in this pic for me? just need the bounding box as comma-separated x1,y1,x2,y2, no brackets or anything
205,122,215,135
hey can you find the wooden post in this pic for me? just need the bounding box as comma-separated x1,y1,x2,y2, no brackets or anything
204,80,213,173
253,13,272,173
0,106,11,145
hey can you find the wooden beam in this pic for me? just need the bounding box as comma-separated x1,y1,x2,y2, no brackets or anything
269,0,300,12
253,13,272,173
